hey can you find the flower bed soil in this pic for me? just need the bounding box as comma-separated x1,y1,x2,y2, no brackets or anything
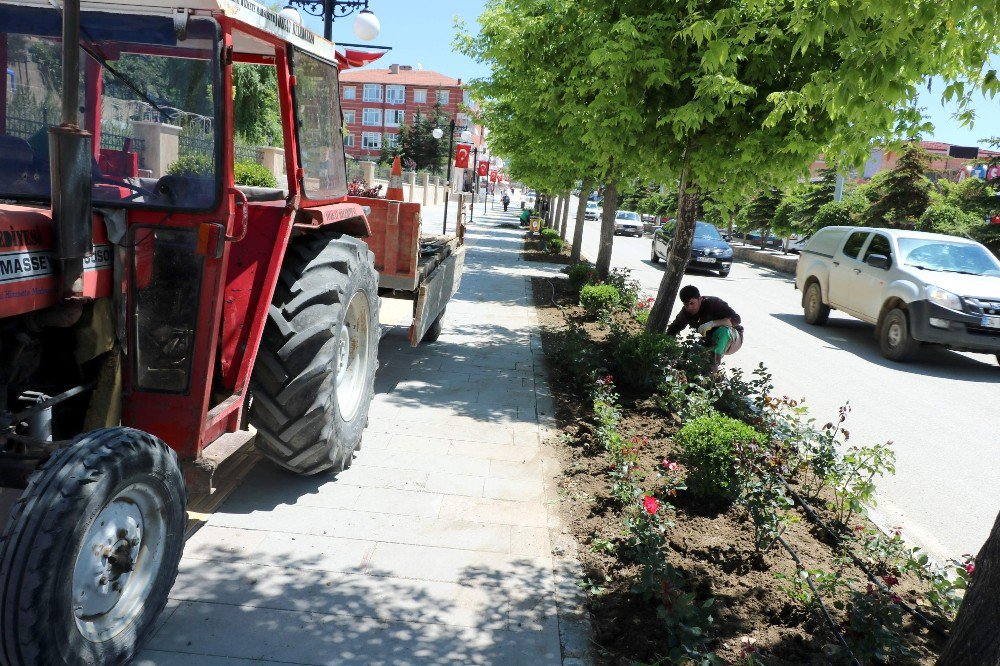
531,275,948,665
522,233,574,264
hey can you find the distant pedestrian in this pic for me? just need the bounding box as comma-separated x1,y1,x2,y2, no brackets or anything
666,285,743,373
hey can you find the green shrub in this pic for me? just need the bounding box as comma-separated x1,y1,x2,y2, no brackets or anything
609,328,681,390
579,283,622,321
676,414,764,499
549,322,601,387
567,262,599,293
167,154,213,177
540,227,560,241
605,268,641,308
166,155,279,189
547,237,565,253
917,203,980,236
234,160,278,188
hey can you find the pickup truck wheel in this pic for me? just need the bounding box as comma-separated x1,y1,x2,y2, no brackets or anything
0,428,185,666
650,244,660,263
251,233,379,475
879,308,920,362
802,282,830,325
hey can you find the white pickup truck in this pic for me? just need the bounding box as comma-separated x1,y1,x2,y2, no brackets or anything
795,226,1000,364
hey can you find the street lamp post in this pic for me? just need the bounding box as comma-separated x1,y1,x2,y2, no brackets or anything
432,122,454,234
281,0,380,42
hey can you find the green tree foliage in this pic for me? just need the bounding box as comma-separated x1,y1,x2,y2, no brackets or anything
396,105,450,171
736,189,782,247
864,143,933,229
232,63,281,146
799,169,838,229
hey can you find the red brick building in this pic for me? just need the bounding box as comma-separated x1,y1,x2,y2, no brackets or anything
809,141,1000,183
339,64,482,160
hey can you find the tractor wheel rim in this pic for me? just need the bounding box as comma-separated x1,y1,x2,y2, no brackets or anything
887,320,903,347
72,482,167,642
337,290,371,422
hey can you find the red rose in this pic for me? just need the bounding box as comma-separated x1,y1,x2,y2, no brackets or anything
966,562,975,575
642,496,660,515
882,575,899,588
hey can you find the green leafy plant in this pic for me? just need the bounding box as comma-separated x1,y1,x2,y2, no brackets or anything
548,322,602,388
547,237,565,253
843,581,910,664
608,327,681,390
604,267,641,309
167,153,212,177
827,442,896,527
579,283,622,322
566,262,599,293
234,160,278,188
676,414,763,499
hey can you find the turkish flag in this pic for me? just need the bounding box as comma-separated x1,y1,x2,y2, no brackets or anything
455,144,471,169
489,171,498,182
477,161,489,177
987,164,1000,182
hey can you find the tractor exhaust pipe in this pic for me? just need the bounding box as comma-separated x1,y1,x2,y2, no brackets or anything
49,0,92,301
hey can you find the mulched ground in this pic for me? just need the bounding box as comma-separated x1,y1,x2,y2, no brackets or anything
531,275,948,665
521,231,574,264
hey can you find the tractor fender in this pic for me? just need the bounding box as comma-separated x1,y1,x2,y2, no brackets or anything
293,202,371,237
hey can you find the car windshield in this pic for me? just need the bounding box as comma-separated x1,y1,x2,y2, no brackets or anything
694,222,723,241
616,211,640,221
0,6,220,210
898,238,1000,276
587,202,598,209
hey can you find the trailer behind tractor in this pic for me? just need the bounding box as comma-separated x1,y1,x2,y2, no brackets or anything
0,0,464,662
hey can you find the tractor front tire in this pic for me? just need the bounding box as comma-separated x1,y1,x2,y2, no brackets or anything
0,427,185,666
250,233,379,475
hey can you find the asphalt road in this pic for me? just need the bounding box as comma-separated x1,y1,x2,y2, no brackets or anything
560,194,999,564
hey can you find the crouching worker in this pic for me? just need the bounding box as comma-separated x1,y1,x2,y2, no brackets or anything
519,207,531,227
666,285,744,373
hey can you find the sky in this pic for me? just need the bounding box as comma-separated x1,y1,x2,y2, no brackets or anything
309,1,997,149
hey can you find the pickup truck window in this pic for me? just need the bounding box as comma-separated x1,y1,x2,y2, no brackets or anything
863,234,893,264
899,238,1000,276
841,231,869,260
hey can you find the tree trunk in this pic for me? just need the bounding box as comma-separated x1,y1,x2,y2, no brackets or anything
559,190,571,240
646,161,697,332
571,176,593,263
938,510,1000,666
595,176,618,280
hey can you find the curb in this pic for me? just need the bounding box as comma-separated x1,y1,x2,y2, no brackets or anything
732,245,798,274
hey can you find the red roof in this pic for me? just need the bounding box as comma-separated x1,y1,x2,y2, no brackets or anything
339,67,462,87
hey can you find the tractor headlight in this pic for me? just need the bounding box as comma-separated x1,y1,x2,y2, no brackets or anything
925,285,962,312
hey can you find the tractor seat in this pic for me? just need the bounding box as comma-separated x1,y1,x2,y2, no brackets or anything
236,185,288,202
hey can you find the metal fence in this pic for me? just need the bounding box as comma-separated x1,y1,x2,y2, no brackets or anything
6,115,144,153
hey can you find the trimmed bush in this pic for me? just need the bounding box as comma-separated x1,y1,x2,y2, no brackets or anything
604,268,641,308
234,160,278,188
540,227,560,241
579,283,622,321
676,413,764,499
166,155,278,188
917,203,980,236
167,154,212,177
567,262,599,293
547,237,565,253
609,328,681,390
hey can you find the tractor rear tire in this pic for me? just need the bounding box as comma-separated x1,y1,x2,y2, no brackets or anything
0,427,185,666
250,233,379,475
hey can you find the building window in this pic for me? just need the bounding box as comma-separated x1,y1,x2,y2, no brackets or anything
362,83,382,102
362,108,382,126
343,86,356,100
384,109,405,127
436,89,450,105
413,89,427,104
384,133,398,149
361,132,381,150
343,110,356,124
385,84,405,105
463,90,471,105
344,133,355,147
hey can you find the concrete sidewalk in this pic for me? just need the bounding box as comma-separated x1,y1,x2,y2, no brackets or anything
137,202,591,665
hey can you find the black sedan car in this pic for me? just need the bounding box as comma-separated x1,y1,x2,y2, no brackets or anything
650,220,734,277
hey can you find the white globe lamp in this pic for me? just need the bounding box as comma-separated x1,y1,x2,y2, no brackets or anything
352,9,380,41
432,128,444,140
278,6,301,23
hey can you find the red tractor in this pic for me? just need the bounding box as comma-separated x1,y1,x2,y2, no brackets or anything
0,0,463,662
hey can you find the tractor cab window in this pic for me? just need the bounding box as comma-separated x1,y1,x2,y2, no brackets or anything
0,7,221,210
292,51,347,201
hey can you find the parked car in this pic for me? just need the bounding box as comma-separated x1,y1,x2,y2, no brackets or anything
614,210,643,237
641,214,660,235
786,234,810,253
584,200,601,221
795,226,1000,363
746,229,783,249
651,220,734,277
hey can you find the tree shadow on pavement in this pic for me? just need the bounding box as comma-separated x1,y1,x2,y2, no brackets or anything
138,541,565,665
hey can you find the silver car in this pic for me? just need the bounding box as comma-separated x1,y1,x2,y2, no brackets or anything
614,210,642,237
